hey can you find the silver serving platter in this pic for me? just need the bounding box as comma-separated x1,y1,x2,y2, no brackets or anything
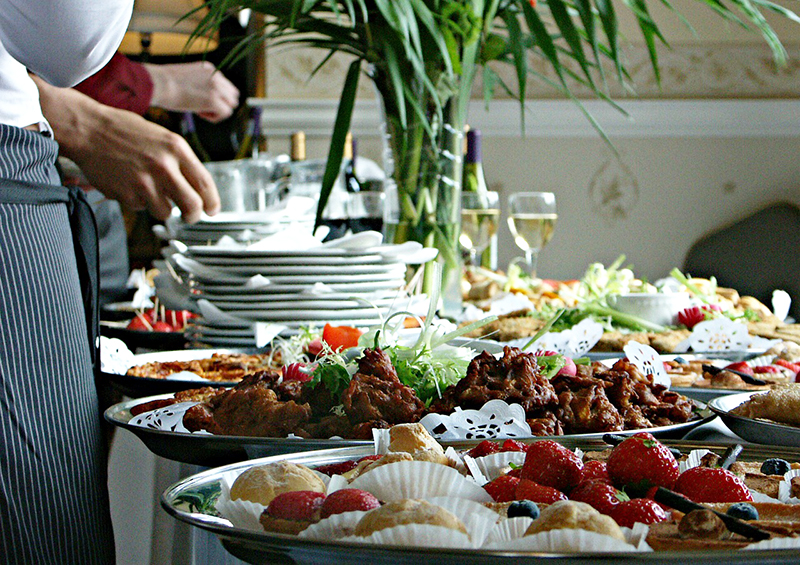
105,392,714,467
161,440,800,564
708,391,800,447
101,347,262,398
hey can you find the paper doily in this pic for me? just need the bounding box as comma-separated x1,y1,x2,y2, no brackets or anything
129,402,201,433
508,319,603,358
623,342,670,388
100,336,135,375
674,317,780,353
418,399,531,441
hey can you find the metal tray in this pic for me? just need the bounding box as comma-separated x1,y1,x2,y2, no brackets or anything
100,348,257,398
106,393,714,467
161,440,800,565
708,391,800,447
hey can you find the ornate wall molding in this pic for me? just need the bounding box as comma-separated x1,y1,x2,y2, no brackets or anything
251,97,800,138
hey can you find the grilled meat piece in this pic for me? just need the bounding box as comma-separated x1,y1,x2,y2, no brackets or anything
182,373,312,437
341,348,425,426
429,347,558,417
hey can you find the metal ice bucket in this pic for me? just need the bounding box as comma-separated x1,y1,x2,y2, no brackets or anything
204,157,289,213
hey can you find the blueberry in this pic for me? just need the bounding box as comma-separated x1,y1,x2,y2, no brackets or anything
727,502,759,521
760,458,791,476
508,500,540,520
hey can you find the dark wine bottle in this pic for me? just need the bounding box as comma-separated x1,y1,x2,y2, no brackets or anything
235,106,264,159
180,112,211,162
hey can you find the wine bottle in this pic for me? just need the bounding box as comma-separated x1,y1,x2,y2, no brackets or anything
180,112,211,162
235,106,264,159
290,131,306,162
462,129,498,269
343,132,361,193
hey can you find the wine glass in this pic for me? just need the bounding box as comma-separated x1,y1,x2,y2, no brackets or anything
507,191,557,278
459,191,500,267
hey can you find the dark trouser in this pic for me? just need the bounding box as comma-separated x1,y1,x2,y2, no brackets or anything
0,124,114,563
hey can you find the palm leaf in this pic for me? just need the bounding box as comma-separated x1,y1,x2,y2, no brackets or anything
314,58,361,230
547,0,596,88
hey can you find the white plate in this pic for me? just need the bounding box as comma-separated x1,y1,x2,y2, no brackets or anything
204,308,387,322
191,254,388,267
188,246,385,258
187,271,406,284
193,280,406,294
205,298,399,310
182,263,405,277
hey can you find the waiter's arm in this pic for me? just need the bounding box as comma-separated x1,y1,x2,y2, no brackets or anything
33,75,220,223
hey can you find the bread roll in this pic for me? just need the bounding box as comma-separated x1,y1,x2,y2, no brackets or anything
354,499,467,537
230,461,325,506
525,500,625,541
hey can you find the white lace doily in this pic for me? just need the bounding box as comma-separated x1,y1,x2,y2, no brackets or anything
674,317,781,353
508,319,603,358
100,337,135,375
418,399,531,440
622,342,670,388
129,402,202,433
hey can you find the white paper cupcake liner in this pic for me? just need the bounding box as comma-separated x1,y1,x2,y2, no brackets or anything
778,469,800,504
462,455,488,485
215,473,267,532
444,446,466,473
621,523,652,551
484,528,641,552
349,460,492,502
483,517,534,546
325,474,349,495
343,524,473,549
297,510,368,540
679,449,713,473
426,496,499,547
471,452,526,482
744,537,800,550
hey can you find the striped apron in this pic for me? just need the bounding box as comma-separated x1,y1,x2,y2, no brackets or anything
0,125,115,563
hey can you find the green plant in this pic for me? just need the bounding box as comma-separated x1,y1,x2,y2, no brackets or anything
196,0,799,224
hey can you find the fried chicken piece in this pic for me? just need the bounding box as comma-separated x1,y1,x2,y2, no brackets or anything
341,348,425,427
429,347,559,417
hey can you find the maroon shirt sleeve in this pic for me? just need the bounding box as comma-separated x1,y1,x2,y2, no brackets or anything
74,52,154,115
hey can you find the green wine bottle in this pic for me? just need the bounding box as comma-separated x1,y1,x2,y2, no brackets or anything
235,106,264,159
463,129,497,269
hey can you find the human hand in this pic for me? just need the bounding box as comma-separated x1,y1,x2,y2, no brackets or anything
144,61,240,123
34,76,220,222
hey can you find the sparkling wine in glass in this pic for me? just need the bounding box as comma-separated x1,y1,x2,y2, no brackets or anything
507,191,557,278
459,191,500,267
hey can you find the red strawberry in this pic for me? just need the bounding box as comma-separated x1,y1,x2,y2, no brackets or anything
320,489,380,518
674,467,754,503
357,455,382,464
606,433,679,490
724,361,754,376
500,439,529,453
126,313,153,331
507,467,524,478
610,498,668,528
484,475,521,503
753,365,780,374
152,321,175,333
774,358,800,376
282,362,313,382
569,480,626,515
644,486,672,512
467,440,501,458
266,491,325,521
521,440,584,492
580,460,611,484
515,479,567,504
314,460,359,476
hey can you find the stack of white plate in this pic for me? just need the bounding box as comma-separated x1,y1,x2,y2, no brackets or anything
176,241,433,347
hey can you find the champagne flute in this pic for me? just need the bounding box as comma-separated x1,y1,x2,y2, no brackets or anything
459,191,500,267
507,191,557,278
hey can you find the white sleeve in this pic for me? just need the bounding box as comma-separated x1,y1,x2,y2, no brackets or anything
0,0,133,87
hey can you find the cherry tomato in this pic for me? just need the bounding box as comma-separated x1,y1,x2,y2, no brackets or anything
322,324,363,352
152,321,175,333
126,313,153,331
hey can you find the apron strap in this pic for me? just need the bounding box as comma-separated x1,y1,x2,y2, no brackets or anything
0,178,100,377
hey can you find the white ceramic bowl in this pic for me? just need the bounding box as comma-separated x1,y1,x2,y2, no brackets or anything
607,292,691,326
